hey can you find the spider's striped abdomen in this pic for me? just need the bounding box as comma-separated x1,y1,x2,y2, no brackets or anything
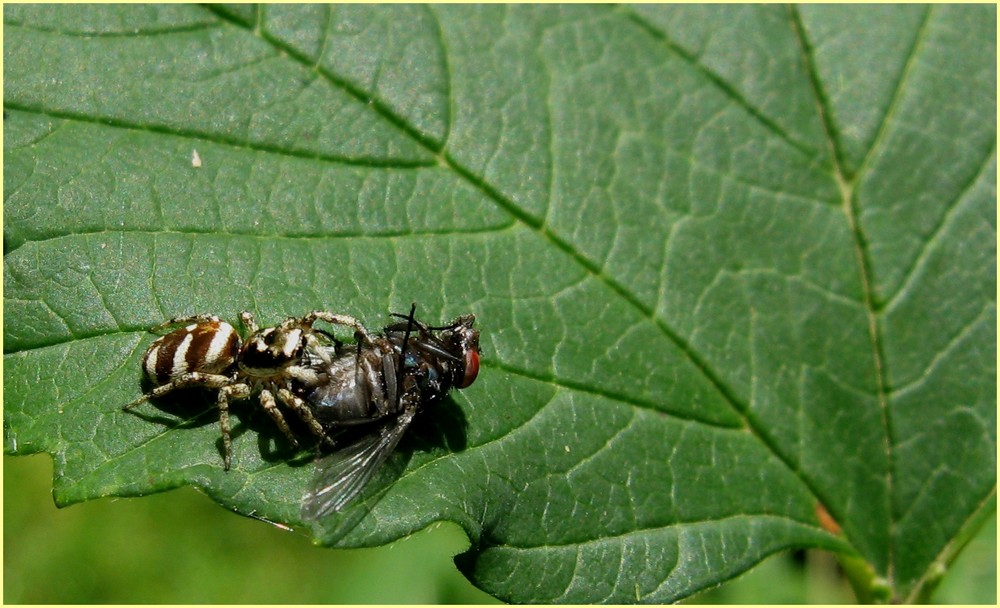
142,317,241,385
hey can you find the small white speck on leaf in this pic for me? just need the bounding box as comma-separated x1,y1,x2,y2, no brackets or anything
191,149,202,168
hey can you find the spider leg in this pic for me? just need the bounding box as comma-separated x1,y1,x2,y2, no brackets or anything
302,311,373,347
302,332,336,366
123,372,235,410
277,387,336,448
239,311,260,334
259,389,300,448
218,382,251,470
150,314,224,333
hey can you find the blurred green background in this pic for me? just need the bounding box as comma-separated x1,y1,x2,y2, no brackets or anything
5,454,499,604
5,453,995,603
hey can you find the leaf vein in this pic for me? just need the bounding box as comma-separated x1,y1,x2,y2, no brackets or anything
619,5,821,160
489,360,741,430
488,512,827,551
2,102,436,169
889,303,995,398
847,5,932,182
882,144,997,312
3,18,222,38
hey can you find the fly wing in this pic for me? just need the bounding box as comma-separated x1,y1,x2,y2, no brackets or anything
301,408,415,521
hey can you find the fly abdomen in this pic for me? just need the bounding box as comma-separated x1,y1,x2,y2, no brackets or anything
300,347,383,425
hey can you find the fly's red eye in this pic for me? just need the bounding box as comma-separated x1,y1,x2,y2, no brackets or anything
458,349,479,388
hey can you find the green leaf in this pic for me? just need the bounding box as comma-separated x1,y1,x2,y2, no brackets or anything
4,4,995,603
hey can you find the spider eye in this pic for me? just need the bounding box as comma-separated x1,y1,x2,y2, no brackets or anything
457,349,479,389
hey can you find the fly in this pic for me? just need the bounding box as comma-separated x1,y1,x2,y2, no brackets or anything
299,304,480,520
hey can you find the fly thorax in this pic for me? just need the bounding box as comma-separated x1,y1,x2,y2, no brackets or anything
403,351,441,393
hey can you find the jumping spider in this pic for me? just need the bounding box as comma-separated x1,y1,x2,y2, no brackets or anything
124,310,374,470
